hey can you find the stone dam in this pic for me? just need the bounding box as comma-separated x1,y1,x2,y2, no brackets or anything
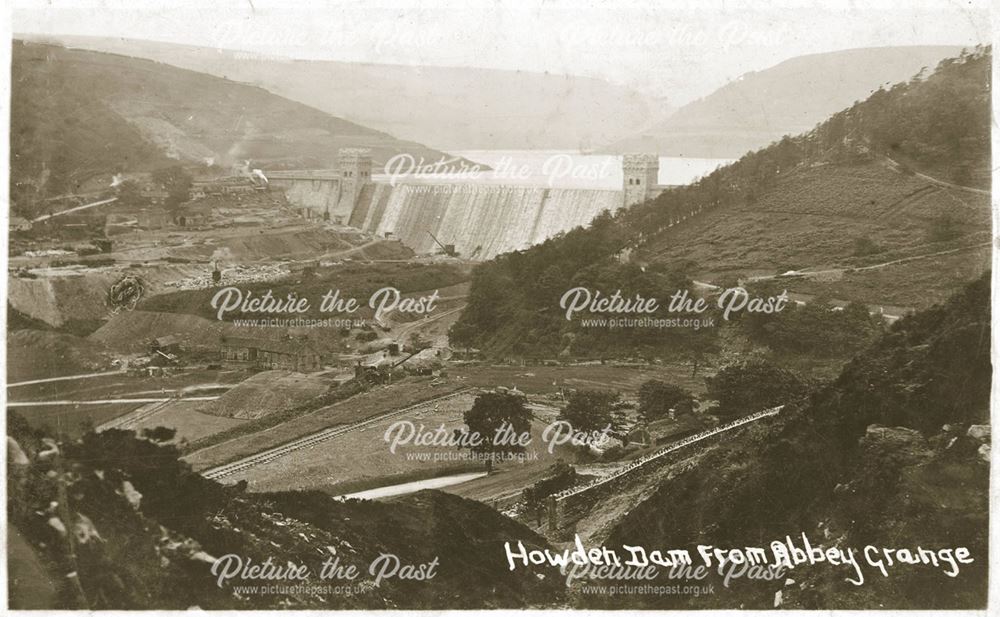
268,150,670,260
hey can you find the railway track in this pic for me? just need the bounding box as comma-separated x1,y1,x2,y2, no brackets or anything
201,387,475,481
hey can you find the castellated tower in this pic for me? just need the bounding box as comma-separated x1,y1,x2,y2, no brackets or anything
622,153,660,207
333,148,372,221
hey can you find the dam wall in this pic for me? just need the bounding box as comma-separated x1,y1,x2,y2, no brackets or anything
269,149,674,260
363,184,625,260
270,175,351,222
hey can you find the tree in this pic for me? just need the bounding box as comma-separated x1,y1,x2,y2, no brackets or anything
705,359,806,416
115,179,146,207
151,165,193,213
559,389,622,435
140,426,177,443
463,391,532,469
407,332,431,352
638,380,695,422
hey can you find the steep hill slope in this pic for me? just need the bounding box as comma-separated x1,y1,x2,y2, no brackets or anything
6,329,111,382
7,417,564,609
608,46,965,157
10,41,462,209
595,272,990,609
26,34,670,151
645,162,990,307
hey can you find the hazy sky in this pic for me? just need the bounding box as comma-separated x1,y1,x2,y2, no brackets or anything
12,0,991,102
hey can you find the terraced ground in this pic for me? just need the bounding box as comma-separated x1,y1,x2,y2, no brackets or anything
182,377,469,471
643,162,990,308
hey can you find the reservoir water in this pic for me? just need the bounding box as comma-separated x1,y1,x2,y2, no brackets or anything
335,471,489,501
447,150,732,189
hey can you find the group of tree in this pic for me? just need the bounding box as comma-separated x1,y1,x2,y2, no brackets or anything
637,380,696,422
151,165,194,213
733,282,884,357
705,359,808,416
450,243,723,369
558,389,627,435
462,390,532,468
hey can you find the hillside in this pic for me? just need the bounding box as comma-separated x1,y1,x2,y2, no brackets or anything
608,46,965,157
25,34,671,151
645,163,990,307
6,417,565,609
6,329,111,383
10,41,463,210
594,273,990,609
451,48,991,359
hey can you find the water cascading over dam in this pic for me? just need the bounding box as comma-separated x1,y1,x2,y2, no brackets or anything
269,150,665,260
356,184,624,259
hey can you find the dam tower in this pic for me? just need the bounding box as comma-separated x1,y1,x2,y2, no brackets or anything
622,153,660,207
336,148,373,218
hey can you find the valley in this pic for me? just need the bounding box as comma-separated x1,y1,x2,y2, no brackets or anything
5,32,992,611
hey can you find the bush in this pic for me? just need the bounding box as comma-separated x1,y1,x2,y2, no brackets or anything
705,359,806,416
637,380,695,422
852,236,883,257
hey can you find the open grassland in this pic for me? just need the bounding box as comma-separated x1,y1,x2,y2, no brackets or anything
213,392,481,493
7,368,246,437
129,400,246,443
646,163,989,290
450,363,709,397
791,244,991,308
214,393,580,500
182,377,468,470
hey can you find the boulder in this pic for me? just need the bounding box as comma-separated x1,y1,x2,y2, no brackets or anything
119,481,143,509
863,425,929,460
967,424,990,442
7,437,29,466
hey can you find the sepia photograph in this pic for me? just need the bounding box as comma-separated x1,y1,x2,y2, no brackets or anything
2,0,994,611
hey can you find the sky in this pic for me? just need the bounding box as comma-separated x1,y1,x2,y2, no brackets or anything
11,0,992,103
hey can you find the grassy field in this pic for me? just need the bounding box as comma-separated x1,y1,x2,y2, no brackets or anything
185,363,716,504
644,163,990,302
450,363,709,397
7,330,112,383
7,368,247,437
212,392,585,501
129,400,246,443
181,377,470,470
214,392,483,492
790,244,991,309
9,401,146,437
